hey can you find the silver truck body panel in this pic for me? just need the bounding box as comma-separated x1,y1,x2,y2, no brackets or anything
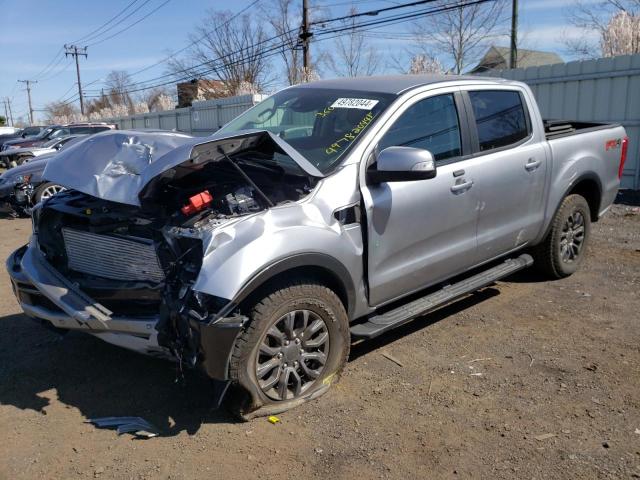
7,75,625,366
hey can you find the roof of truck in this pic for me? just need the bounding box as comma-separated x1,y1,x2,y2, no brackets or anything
295,74,511,95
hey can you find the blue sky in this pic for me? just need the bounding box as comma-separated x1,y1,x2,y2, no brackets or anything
0,0,599,123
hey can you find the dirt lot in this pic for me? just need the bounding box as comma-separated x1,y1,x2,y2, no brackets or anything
0,197,639,480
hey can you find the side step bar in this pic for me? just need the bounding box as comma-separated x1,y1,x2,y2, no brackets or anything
350,254,533,339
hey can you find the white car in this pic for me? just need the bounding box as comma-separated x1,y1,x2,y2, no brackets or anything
0,126,20,135
0,135,84,168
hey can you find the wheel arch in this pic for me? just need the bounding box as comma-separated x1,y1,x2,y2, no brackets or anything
538,172,602,245
232,253,356,319
566,175,602,222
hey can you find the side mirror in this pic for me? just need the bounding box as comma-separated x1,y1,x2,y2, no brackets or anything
367,146,437,184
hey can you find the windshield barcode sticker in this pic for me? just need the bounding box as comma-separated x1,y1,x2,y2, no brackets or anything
330,98,379,110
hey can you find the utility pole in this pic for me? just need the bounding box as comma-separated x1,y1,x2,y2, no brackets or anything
300,0,312,80
510,0,518,69
65,44,88,114
6,97,14,125
18,80,37,125
3,99,9,126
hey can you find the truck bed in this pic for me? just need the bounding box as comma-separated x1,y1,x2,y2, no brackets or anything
544,119,620,141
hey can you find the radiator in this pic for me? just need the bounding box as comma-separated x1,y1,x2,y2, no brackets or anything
61,228,165,283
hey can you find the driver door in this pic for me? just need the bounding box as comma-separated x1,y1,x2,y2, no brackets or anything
361,90,481,307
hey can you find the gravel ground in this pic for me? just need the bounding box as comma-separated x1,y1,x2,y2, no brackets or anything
0,197,638,480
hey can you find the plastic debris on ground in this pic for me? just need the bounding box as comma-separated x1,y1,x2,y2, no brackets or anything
85,417,161,438
268,416,280,424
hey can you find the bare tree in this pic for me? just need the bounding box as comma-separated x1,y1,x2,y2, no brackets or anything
387,50,444,74
44,101,78,123
86,90,112,116
409,54,444,74
105,70,134,108
261,0,305,84
601,11,640,56
141,87,175,111
323,8,383,77
565,0,640,57
411,0,507,74
168,11,271,95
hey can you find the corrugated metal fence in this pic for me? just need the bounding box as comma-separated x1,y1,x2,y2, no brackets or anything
484,54,640,190
106,94,266,137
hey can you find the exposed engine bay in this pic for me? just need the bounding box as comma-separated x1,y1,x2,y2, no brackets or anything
34,135,317,372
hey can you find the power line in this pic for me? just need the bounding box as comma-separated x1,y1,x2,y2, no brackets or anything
86,0,172,47
32,48,65,81
127,0,262,79
310,0,440,25
82,0,494,100
39,58,75,83
71,0,141,44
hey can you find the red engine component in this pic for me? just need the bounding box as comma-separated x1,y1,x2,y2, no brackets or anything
181,190,213,215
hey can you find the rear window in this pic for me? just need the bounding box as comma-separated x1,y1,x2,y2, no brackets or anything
468,90,529,151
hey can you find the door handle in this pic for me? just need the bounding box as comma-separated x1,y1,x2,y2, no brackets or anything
450,179,473,193
525,158,541,171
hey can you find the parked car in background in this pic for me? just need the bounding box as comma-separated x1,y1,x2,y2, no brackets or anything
0,135,89,215
0,125,47,150
1,123,116,151
6,76,627,418
0,126,21,135
0,134,85,168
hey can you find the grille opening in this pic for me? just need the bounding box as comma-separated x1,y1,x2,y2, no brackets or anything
61,228,165,283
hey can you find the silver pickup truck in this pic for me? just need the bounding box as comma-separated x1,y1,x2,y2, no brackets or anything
6,75,628,418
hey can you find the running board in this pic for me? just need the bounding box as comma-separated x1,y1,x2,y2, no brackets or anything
350,254,533,339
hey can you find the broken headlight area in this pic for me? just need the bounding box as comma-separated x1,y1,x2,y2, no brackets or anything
33,144,315,377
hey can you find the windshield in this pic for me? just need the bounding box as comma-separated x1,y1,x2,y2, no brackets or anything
38,127,54,139
48,128,70,139
217,88,396,174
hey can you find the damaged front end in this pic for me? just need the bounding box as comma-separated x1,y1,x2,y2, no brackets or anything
7,130,320,381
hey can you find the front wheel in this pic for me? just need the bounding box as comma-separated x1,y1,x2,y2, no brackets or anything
228,279,350,419
532,194,591,278
33,182,65,203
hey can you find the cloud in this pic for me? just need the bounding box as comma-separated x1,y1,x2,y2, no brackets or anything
520,24,599,53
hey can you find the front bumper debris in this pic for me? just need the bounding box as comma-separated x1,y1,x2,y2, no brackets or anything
6,242,246,380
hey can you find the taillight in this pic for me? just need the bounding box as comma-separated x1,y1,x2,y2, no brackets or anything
619,136,629,179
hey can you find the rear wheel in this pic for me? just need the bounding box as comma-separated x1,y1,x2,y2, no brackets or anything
532,194,591,278
33,182,65,203
228,279,350,419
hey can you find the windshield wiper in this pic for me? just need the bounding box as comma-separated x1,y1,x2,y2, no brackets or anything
217,146,275,207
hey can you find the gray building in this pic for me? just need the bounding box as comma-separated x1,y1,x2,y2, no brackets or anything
471,46,563,73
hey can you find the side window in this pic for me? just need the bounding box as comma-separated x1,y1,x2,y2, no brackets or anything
468,90,529,151
378,93,462,162
70,127,92,134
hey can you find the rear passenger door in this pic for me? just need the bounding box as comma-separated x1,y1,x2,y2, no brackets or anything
464,89,547,262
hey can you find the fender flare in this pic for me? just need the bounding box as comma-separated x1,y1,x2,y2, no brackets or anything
231,253,357,318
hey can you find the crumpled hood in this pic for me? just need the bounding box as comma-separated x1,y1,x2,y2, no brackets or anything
2,157,50,179
43,129,323,206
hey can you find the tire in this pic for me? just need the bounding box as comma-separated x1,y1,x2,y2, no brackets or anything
532,194,591,279
33,182,65,203
16,154,33,165
228,279,350,419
